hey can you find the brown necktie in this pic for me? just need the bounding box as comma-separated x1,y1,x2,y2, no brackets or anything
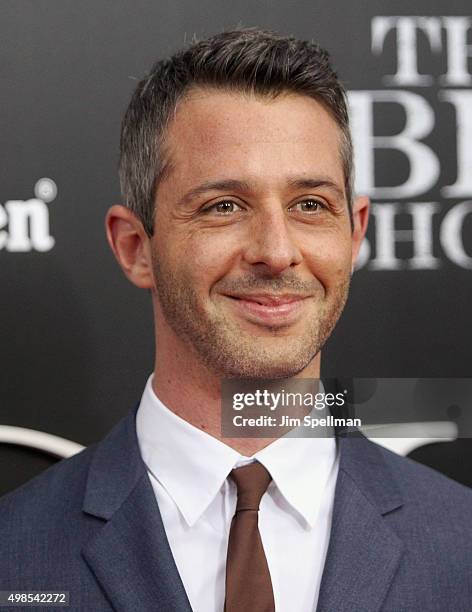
224,461,275,612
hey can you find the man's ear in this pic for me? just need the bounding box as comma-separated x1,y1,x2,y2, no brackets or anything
105,205,154,289
351,195,370,269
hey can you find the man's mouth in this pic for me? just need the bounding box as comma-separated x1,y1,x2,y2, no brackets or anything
222,293,311,326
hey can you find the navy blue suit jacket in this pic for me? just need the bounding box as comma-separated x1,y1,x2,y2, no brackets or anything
1,405,472,611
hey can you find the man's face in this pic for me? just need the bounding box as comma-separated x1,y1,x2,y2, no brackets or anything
150,88,357,378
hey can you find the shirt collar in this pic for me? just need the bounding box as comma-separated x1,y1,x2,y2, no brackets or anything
253,432,338,527
136,374,338,528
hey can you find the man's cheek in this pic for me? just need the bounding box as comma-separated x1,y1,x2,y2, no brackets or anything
306,250,349,276
195,244,237,279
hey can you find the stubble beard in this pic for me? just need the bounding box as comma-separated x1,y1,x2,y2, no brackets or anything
152,252,351,380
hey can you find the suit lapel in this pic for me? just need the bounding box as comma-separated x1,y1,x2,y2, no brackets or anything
81,406,192,612
317,434,405,612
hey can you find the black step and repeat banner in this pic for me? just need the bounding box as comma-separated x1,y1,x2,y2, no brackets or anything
1,1,471,495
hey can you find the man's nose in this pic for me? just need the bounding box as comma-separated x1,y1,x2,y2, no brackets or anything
242,206,303,275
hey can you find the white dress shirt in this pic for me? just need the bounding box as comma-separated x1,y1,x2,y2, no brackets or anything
136,374,339,612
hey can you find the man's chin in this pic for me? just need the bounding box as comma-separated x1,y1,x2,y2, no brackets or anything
211,353,315,380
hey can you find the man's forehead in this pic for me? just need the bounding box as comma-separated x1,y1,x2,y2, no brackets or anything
160,87,345,184
166,86,341,145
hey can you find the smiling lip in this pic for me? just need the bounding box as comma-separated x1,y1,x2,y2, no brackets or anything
223,293,310,326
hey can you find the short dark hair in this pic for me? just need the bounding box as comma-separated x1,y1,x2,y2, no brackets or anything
119,28,353,236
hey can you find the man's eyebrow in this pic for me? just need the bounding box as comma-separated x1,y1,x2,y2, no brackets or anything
286,176,345,201
178,180,252,207
177,176,345,207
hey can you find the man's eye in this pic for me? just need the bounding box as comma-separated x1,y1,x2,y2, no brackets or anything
206,200,241,214
291,199,325,213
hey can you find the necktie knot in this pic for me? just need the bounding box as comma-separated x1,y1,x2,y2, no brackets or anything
230,461,272,512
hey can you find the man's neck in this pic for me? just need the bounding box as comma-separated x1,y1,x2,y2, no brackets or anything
152,339,321,456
